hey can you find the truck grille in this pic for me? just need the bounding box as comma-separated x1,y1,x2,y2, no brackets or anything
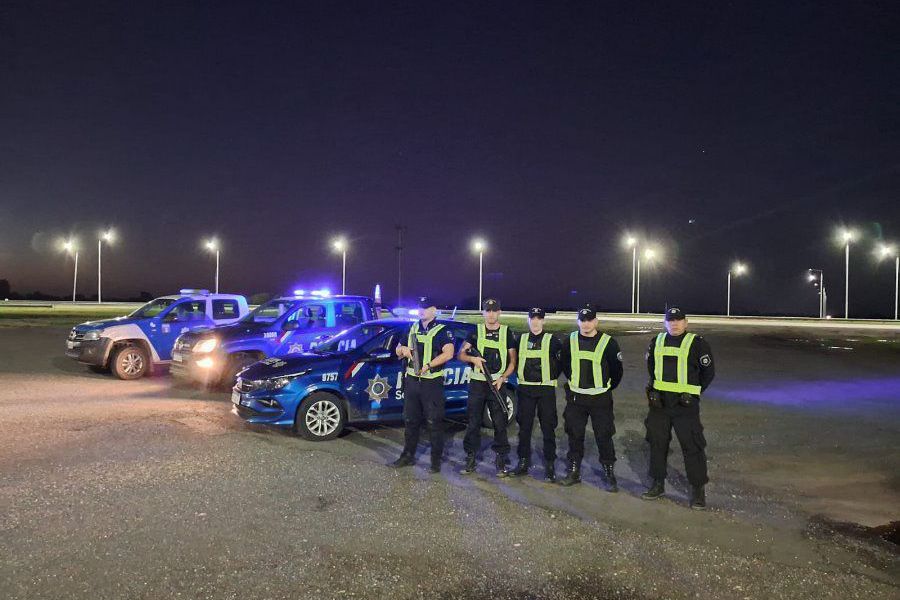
68,329,85,342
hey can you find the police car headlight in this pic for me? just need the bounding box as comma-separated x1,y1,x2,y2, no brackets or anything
83,330,101,341
262,369,311,391
193,338,218,353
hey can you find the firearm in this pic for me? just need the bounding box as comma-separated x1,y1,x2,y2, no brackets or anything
467,346,509,419
410,335,423,376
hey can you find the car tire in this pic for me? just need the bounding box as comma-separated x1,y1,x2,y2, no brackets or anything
221,353,258,389
483,387,517,429
294,392,347,441
111,344,149,380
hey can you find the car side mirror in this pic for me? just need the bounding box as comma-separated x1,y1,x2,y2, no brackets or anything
282,320,300,331
366,350,392,362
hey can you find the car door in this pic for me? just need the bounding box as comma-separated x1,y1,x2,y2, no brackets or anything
344,326,408,420
152,300,209,360
441,323,475,414
272,302,329,356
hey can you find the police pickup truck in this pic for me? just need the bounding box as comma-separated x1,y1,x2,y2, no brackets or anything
232,318,517,440
65,290,249,379
170,292,377,389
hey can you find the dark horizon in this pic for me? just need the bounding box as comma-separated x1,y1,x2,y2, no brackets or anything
1,2,898,318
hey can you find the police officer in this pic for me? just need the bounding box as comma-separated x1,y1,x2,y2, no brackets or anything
509,307,563,482
459,298,517,476
389,299,456,473
642,307,715,509
559,306,623,490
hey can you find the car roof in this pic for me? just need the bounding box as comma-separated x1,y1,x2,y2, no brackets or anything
272,294,372,303
159,294,245,301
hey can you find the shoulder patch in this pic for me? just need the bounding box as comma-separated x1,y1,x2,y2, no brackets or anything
700,354,711,367
616,351,623,362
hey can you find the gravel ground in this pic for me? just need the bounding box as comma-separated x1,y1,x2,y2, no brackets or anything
0,325,898,599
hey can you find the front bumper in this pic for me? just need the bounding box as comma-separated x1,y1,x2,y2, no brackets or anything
230,383,296,427
65,337,112,366
169,350,225,386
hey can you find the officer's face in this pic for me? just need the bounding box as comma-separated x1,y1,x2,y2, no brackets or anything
577,318,598,335
665,318,687,336
528,317,544,335
483,309,500,325
420,306,437,321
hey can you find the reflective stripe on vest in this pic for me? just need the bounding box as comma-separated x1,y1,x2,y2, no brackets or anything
516,332,557,387
470,323,508,381
568,332,611,395
652,332,702,394
405,321,446,379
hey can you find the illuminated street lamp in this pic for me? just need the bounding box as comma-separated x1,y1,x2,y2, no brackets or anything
876,244,898,320
98,229,114,303
471,238,487,310
808,269,826,319
332,237,348,295
837,228,855,319
636,246,659,313
623,234,638,313
204,238,220,293
61,239,79,303
727,262,747,317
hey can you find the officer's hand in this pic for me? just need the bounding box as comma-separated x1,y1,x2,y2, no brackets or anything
492,377,505,391
396,345,411,359
419,363,431,376
678,393,695,407
471,356,487,372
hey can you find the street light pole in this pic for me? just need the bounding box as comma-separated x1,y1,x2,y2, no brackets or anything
631,245,637,313
635,256,641,313
844,240,850,319
331,237,348,295
97,238,102,304
471,238,486,309
72,250,79,303
727,270,732,317
204,239,220,293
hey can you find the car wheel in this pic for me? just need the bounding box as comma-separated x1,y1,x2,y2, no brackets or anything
221,353,258,389
483,387,517,429
111,344,149,380
294,392,347,441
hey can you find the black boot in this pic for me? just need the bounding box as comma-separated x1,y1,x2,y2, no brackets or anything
510,457,529,477
429,456,441,474
461,453,477,474
641,479,665,500
389,453,415,468
602,463,618,493
496,454,511,478
544,460,556,483
690,485,706,510
559,461,581,486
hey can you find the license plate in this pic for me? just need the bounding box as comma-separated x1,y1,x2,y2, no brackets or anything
66,341,75,349
231,390,241,405
172,351,182,362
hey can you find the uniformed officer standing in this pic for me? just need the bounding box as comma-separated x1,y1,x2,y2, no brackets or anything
459,298,517,476
389,300,456,473
559,306,624,490
509,307,563,482
642,307,715,509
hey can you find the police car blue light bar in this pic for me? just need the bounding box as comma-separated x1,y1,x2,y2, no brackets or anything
179,289,210,295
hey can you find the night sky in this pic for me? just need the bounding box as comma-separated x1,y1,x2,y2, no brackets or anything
1,2,898,317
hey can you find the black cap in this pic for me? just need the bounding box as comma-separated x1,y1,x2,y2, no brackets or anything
416,297,436,309
482,298,500,311
665,307,686,321
528,307,546,319
577,305,597,321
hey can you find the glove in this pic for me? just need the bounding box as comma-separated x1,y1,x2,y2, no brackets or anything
678,392,696,407
646,386,663,408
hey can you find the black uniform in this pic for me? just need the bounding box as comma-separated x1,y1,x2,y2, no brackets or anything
401,319,455,465
560,333,624,465
516,332,563,463
645,333,715,487
462,325,517,458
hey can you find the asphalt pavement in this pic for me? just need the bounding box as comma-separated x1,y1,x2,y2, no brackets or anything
0,324,897,599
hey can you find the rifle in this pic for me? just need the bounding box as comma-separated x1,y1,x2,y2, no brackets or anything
467,346,509,419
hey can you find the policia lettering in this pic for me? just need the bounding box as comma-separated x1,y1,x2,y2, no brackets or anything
510,306,562,481
388,301,456,473
559,306,623,490
642,307,715,509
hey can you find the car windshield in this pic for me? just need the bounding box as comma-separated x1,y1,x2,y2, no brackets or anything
314,323,391,354
243,299,299,324
129,298,177,318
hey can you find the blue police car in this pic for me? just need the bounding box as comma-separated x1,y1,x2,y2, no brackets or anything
231,319,517,440
65,290,249,379
170,292,377,389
